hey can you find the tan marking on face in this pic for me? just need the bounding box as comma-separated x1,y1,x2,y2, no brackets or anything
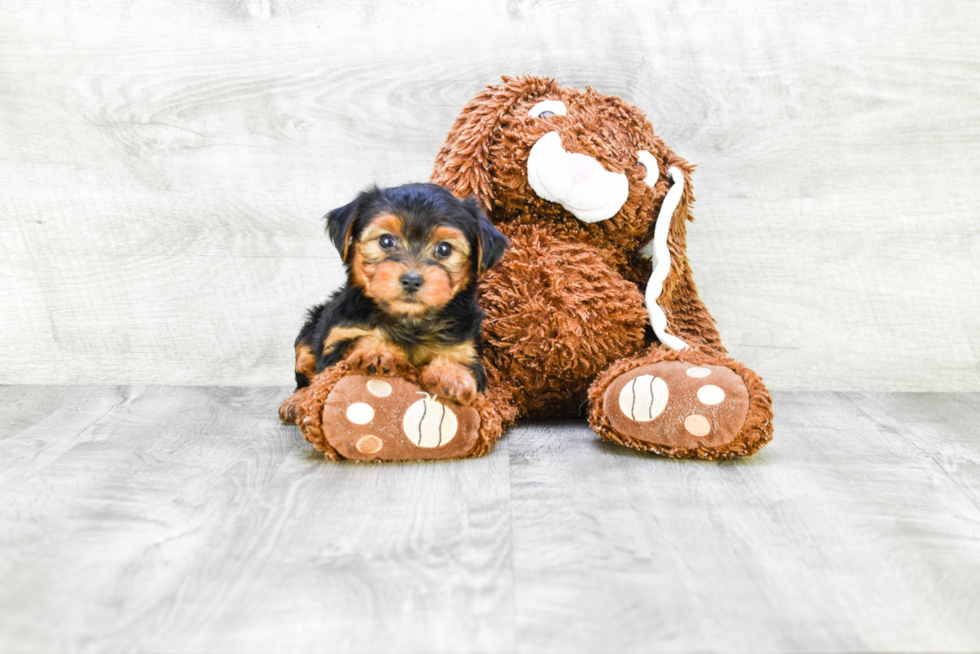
355,213,405,273
355,239,387,266
428,225,472,281
352,214,420,314
360,213,404,246
449,266,473,295
349,214,473,316
365,260,413,307
430,226,470,259
365,260,458,317
410,265,453,310
295,344,316,379
350,248,372,289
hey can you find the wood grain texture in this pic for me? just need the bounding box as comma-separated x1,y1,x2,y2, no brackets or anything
508,397,980,652
1,386,979,652
0,385,513,653
0,0,978,389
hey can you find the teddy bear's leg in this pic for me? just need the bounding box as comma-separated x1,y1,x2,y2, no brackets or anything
587,347,773,459
279,386,309,425
282,364,503,462
478,225,649,418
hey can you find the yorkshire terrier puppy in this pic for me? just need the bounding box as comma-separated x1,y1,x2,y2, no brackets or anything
288,183,507,413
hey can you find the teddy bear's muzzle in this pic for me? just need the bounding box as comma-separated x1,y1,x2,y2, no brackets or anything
526,131,630,223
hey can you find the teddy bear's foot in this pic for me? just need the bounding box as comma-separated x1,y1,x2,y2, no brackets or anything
312,375,487,462
601,361,749,450
589,350,773,459
279,387,309,425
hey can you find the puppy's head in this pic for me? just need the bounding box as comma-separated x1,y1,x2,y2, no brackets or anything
325,183,508,317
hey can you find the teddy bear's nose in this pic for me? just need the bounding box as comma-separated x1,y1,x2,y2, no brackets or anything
567,152,605,185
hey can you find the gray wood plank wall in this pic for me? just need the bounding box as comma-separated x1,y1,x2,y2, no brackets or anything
1,0,977,390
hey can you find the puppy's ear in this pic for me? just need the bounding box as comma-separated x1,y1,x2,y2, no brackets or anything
462,196,508,274
324,197,361,263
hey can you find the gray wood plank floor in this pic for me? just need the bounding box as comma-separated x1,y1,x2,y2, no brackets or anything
1,386,978,653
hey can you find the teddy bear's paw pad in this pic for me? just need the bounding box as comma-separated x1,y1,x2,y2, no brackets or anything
321,375,481,461
602,361,749,449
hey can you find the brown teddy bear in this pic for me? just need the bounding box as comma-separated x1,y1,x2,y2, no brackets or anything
281,75,773,461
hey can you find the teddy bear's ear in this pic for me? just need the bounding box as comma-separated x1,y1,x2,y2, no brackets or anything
663,149,695,221
432,75,560,212
661,151,696,251
640,145,696,247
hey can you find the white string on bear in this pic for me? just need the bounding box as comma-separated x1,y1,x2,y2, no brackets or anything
639,167,689,351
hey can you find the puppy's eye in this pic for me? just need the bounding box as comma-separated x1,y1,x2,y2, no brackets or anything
636,150,660,187
379,234,395,250
529,100,567,119
434,242,453,258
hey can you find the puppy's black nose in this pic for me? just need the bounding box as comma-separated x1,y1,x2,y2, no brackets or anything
399,271,424,293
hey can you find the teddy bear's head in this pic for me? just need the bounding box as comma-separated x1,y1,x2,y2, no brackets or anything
431,75,694,261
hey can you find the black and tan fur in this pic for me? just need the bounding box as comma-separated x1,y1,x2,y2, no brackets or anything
291,183,507,406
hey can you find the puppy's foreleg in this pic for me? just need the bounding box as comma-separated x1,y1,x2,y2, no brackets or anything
420,343,480,405
341,331,411,376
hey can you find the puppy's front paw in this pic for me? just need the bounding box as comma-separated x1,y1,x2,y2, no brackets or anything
345,340,410,376
420,361,478,406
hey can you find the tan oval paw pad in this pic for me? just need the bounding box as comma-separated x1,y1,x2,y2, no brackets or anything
618,374,668,422
403,395,458,447
356,435,383,454
366,379,392,397
684,414,712,437
696,385,725,405
346,402,375,424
